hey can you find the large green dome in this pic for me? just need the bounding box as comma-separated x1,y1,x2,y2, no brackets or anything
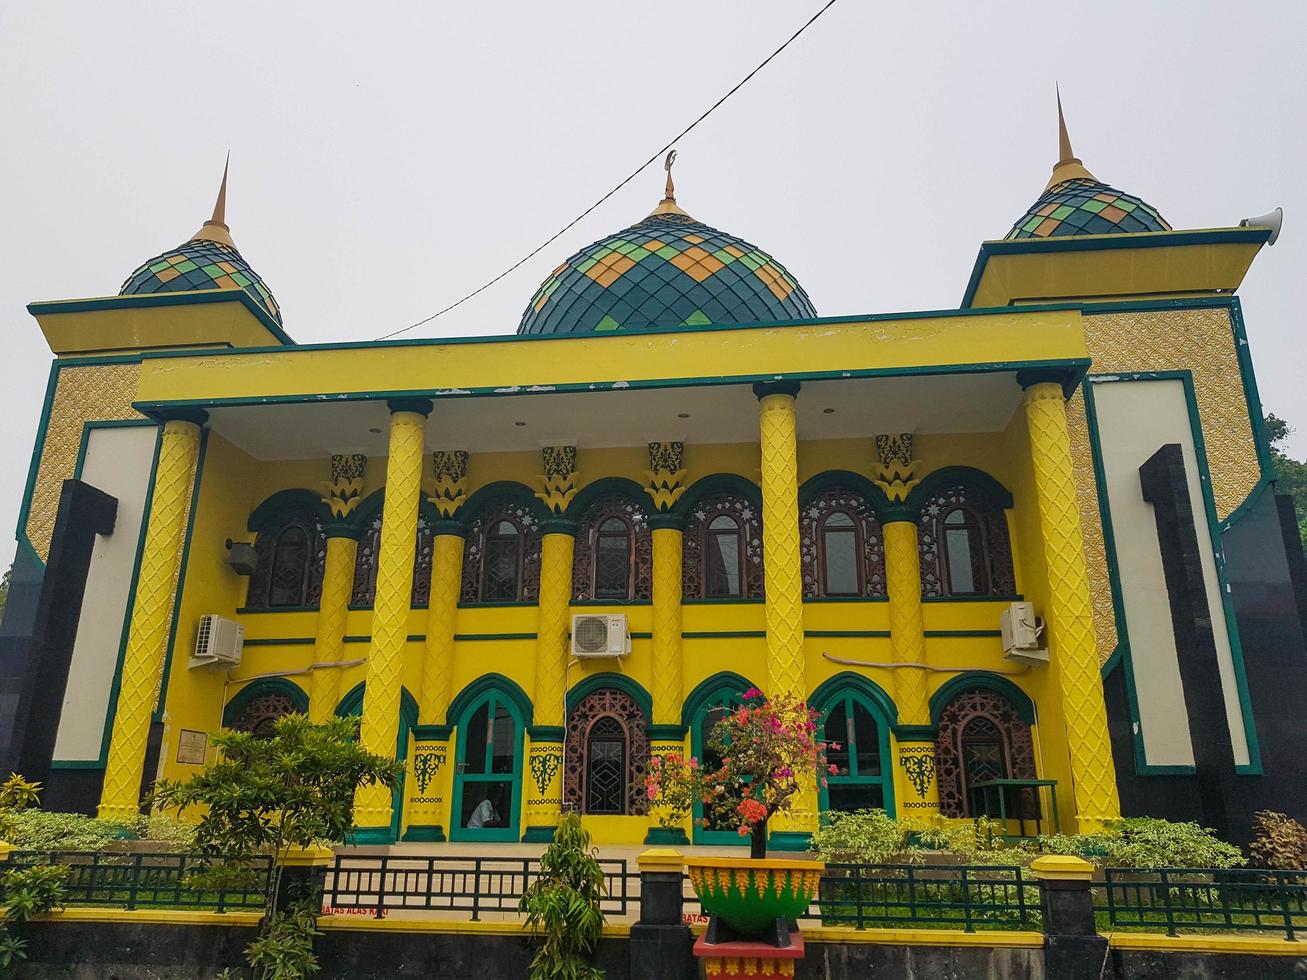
518,195,816,335
1006,177,1170,240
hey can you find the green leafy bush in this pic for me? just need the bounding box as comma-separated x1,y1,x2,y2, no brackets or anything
519,812,606,980
811,809,914,864
0,863,68,975
1034,817,1243,869
1249,810,1307,870
5,808,132,851
245,903,322,979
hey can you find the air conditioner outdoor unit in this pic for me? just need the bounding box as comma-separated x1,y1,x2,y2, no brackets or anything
190,614,245,670
570,614,630,659
1000,602,1048,665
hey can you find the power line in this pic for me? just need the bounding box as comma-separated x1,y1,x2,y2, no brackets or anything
376,0,840,341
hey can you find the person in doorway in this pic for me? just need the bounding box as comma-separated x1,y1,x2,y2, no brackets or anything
467,787,503,828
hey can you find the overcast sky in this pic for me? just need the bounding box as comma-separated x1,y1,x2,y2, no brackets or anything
2,1,1304,568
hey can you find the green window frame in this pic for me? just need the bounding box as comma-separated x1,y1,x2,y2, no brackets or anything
450,692,524,843
689,683,749,846
817,690,895,818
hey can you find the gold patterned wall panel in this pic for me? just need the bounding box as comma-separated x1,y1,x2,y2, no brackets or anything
1084,307,1260,520
26,363,145,562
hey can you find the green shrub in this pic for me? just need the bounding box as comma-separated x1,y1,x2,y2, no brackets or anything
811,809,913,864
134,811,196,848
5,809,133,851
0,863,68,976
245,902,322,979
519,812,606,980
1034,818,1243,869
906,814,1011,863
1249,810,1307,870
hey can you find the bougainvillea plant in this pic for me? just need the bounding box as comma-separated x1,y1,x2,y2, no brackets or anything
645,689,834,859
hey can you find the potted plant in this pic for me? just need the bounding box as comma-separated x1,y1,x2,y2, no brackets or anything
645,689,832,942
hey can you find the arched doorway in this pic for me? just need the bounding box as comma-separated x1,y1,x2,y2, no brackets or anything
683,673,754,846
934,684,1037,819
449,688,525,842
563,688,649,816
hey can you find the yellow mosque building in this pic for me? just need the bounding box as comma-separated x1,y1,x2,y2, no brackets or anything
2,101,1304,848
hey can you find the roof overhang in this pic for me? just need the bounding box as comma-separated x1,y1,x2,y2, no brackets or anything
28,289,295,356
961,227,1270,309
127,307,1090,459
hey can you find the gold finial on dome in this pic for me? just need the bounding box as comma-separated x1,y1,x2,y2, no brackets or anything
190,153,236,247
1045,87,1097,191
649,149,690,218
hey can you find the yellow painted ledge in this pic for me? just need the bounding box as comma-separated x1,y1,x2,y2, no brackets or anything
40,907,262,927
1107,933,1307,956
804,927,1044,948
318,916,631,938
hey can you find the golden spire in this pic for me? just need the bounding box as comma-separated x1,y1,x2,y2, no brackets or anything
649,149,690,218
190,153,236,247
1045,87,1097,191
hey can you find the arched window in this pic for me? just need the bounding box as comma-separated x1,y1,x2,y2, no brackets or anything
451,691,523,842
229,692,298,739
821,691,889,813
564,688,648,816
462,495,542,604
685,678,752,845
572,493,651,601
480,519,524,600
934,687,1037,819
351,512,434,607
800,486,885,598
594,516,633,600
683,492,764,600
918,484,1015,598
248,511,325,609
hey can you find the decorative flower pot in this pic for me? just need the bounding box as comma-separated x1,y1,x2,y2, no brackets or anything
685,857,824,938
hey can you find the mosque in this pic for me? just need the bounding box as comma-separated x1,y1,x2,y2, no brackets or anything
1,98,1303,848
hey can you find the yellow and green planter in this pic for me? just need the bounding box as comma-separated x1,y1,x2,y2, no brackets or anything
685,857,824,939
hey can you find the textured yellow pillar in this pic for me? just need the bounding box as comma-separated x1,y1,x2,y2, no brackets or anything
753,383,814,846
883,521,929,726
524,446,578,841
420,450,469,726
1022,379,1121,832
99,412,205,821
353,400,431,836
311,453,367,724
310,533,358,723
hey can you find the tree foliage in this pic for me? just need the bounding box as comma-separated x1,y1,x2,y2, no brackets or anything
1267,414,1307,546
519,812,607,980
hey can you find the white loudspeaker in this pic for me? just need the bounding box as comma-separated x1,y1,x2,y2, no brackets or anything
1240,207,1283,246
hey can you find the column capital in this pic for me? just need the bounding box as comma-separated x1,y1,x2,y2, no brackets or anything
649,513,687,531
645,441,687,512
386,397,434,417
323,520,363,540
429,518,468,538
1016,368,1074,396
155,407,209,427
751,380,801,401
427,449,469,519
539,517,577,536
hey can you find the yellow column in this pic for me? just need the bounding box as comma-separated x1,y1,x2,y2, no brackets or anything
419,450,468,725
311,453,367,724
1022,379,1120,832
99,411,205,821
524,446,578,841
646,441,689,844
353,399,430,836
873,433,940,818
753,383,814,845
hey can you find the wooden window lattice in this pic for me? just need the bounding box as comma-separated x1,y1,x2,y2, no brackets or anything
682,493,764,599
935,689,1037,818
247,513,326,609
461,497,543,603
572,493,652,602
918,485,1016,598
351,512,434,607
563,689,649,816
799,486,887,598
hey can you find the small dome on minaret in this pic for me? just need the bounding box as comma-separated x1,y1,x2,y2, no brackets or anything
120,157,282,323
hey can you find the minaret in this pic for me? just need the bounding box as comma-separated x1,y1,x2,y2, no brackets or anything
1045,89,1097,191
190,154,236,247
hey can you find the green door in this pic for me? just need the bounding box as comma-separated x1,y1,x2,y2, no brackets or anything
450,693,523,842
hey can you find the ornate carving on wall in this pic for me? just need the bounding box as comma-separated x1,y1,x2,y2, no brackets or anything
428,450,470,519
645,441,687,511
873,432,921,502
899,746,936,797
799,485,887,597
1066,391,1118,664
322,453,367,519
247,513,327,609
917,485,1016,597
934,689,1036,819
229,693,298,735
681,492,764,599
563,689,649,816
460,496,542,603
571,492,652,601
529,751,561,797
536,445,578,514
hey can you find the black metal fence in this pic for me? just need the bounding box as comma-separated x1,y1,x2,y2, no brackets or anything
7,851,271,912
681,863,1038,932
323,854,635,920
1102,867,1307,940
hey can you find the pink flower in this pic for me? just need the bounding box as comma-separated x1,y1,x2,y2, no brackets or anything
744,687,762,699
828,764,839,775
688,758,699,769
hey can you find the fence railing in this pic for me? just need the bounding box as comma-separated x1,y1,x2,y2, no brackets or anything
1102,867,1307,941
681,863,1038,932
6,851,271,912
323,854,636,920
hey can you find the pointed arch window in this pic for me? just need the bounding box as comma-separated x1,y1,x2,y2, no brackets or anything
918,483,1015,598
451,692,523,842
799,485,885,598
572,492,651,601
934,687,1037,819
683,492,764,600
248,510,325,609
462,495,542,604
564,689,648,816
350,511,433,607
819,691,890,814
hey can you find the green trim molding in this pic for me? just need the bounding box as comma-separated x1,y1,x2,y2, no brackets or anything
247,488,333,532
928,672,1035,726
222,677,309,727
445,673,534,730
566,672,652,720
401,825,446,843
644,827,689,845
